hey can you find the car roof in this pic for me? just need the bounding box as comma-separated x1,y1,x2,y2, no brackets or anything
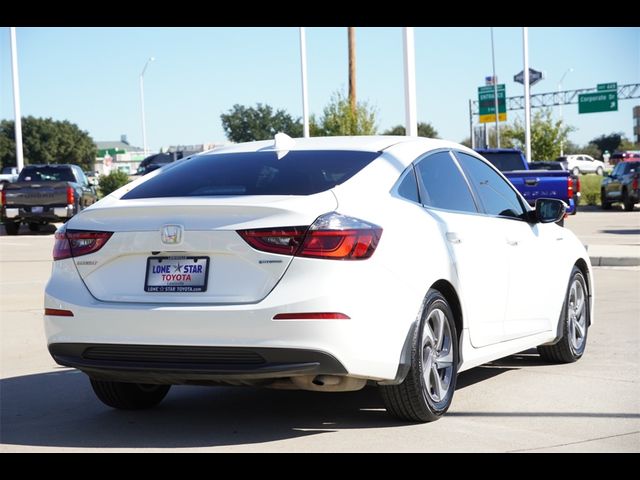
202,135,460,155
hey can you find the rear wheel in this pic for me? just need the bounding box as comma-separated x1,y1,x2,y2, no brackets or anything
595,166,604,176
380,290,458,422
4,221,19,235
601,189,611,210
571,167,580,176
623,189,635,211
538,266,589,363
28,222,40,232
90,378,171,410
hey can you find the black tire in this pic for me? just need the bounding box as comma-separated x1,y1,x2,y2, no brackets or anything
623,189,635,211
380,290,458,422
90,378,170,410
571,167,580,176
28,222,40,232
538,266,589,363
4,221,20,235
601,189,611,210
596,166,604,176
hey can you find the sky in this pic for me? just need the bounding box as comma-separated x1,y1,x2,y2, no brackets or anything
1,27,638,153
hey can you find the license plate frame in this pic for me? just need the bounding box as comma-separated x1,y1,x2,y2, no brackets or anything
144,256,210,293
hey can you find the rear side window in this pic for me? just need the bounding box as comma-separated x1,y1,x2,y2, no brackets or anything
396,167,420,203
123,150,380,199
415,151,477,213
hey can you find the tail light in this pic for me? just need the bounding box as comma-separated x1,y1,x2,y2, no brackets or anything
238,212,383,260
633,174,639,191
575,175,581,194
567,176,574,199
1,189,5,207
53,228,113,260
66,186,75,205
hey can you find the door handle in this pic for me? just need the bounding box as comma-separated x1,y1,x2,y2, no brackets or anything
524,178,539,186
446,232,462,244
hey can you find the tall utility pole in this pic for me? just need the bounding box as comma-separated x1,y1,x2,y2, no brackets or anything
140,57,154,158
522,27,532,163
299,27,310,138
348,27,356,118
403,27,418,136
490,27,500,148
10,27,24,172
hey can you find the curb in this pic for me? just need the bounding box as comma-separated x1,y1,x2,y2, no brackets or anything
589,256,640,267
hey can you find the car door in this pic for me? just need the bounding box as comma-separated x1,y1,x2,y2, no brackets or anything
414,150,510,348
605,163,625,200
454,151,554,340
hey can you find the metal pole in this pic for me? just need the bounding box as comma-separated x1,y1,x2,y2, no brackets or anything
348,27,356,118
490,27,500,148
469,99,475,149
299,27,310,138
558,68,573,156
140,57,154,158
10,27,24,172
403,27,418,136
522,27,531,163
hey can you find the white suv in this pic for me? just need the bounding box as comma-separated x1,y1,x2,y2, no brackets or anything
558,155,605,176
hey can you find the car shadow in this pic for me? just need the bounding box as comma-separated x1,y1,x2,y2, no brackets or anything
0,350,540,449
0,223,58,236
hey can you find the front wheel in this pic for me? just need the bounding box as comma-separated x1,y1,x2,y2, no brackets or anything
90,378,171,410
601,189,611,210
595,166,604,176
380,290,458,422
538,266,589,363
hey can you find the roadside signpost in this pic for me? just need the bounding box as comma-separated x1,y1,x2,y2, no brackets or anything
478,84,506,123
579,82,618,113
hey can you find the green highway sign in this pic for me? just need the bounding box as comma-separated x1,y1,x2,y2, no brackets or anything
579,91,618,114
597,82,617,91
478,84,506,123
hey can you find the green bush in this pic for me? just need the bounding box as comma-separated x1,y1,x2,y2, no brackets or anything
98,170,131,197
578,174,603,206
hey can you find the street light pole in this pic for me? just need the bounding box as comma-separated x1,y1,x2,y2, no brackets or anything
10,27,24,172
490,27,500,148
299,27,310,138
522,27,531,163
140,57,154,158
558,67,573,156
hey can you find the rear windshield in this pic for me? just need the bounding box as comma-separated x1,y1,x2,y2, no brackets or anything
17,166,75,182
479,152,525,172
123,150,380,199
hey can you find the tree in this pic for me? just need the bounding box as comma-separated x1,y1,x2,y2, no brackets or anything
220,104,302,142
589,133,624,155
502,109,574,160
383,122,439,138
98,170,130,197
313,90,377,136
0,116,97,171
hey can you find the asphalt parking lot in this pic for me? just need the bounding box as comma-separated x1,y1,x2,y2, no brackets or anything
1,212,638,452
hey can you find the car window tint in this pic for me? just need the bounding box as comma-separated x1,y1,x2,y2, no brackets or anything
415,151,477,213
456,152,526,220
396,167,420,203
123,150,380,199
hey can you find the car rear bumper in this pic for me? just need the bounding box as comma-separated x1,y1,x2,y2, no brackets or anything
48,342,347,384
2,205,74,223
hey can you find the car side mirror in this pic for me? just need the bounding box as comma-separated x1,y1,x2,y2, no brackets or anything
534,198,566,224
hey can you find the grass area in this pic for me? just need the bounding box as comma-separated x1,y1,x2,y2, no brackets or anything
579,174,603,206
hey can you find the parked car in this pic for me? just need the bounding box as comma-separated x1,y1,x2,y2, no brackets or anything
44,135,593,422
0,166,20,186
529,161,581,214
555,155,605,176
601,160,640,211
475,148,577,219
609,151,640,166
1,164,97,235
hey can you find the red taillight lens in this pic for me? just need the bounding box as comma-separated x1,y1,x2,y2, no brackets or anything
273,312,350,320
44,308,74,317
575,175,581,193
53,230,113,260
238,213,382,260
633,175,639,191
567,176,574,199
66,186,75,205
238,227,308,256
1,189,6,207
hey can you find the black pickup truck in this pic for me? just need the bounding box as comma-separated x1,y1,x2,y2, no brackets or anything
1,164,97,235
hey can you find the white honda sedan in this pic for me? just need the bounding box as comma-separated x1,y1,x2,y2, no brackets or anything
44,135,593,422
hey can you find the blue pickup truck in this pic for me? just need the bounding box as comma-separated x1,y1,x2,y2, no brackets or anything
475,148,577,216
